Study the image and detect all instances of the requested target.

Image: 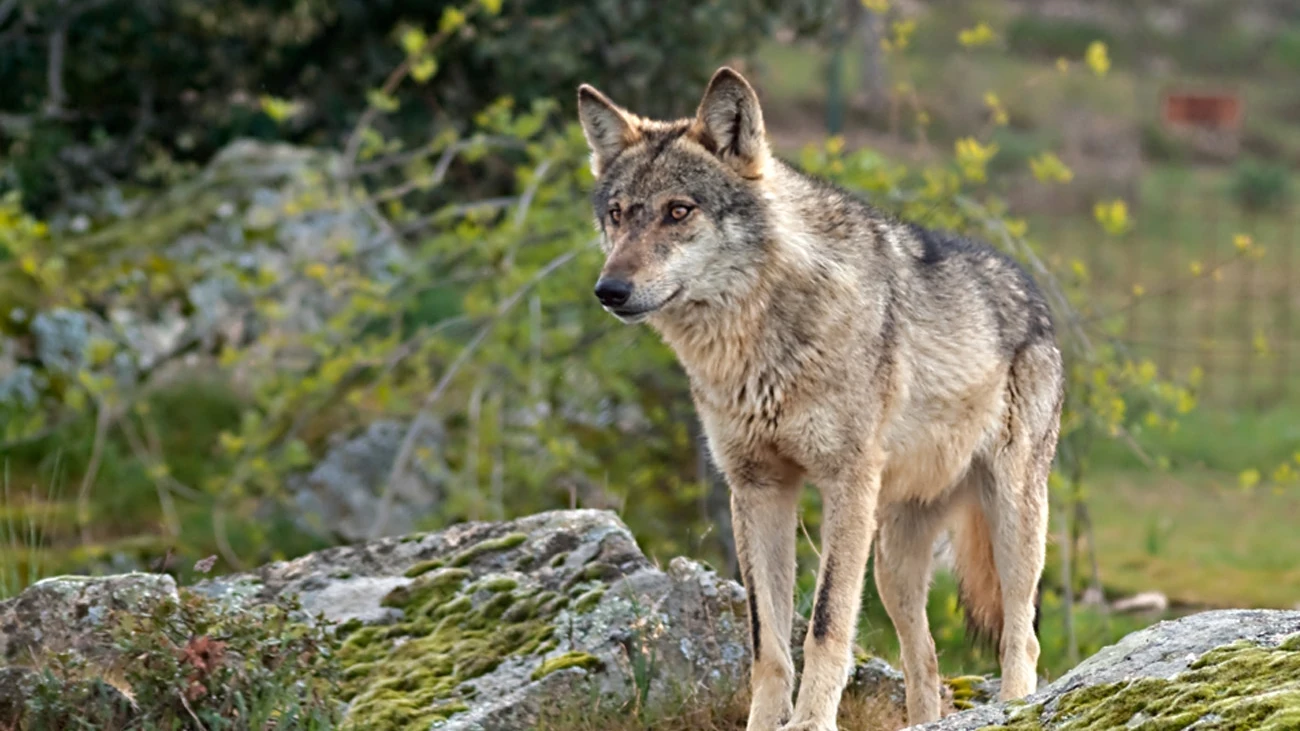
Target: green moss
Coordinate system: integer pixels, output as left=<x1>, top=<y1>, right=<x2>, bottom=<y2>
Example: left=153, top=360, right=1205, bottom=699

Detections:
left=572, top=588, right=605, bottom=614
left=474, top=576, right=519, bottom=593
left=404, top=558, right=445, bottom=578
left=980, top=634, right=1300, bottom=730
left=530, top=651, right=604, bottom=682
left=382, top=568, right=471, bottom=612
left=335, top=618, right=364, bottom=639
left=945, top=674, right=987, bottom=710
left=548, top=551, right=570, bottom=568
left=338, top=558, right=591, bottom=730
left=448, top=532, right=528, bottom=567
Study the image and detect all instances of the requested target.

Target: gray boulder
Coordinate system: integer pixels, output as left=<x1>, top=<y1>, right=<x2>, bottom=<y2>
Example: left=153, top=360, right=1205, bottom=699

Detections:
left=195, top=509, right=802, bottom=728
left=0, top=573, right=178, bottom=665
left=192, top=508, right=904, bottom=729
left=288, top=418, right=450, bottom=542
left=914, top=609, right=1300, bottom=730
left=0, top=510, right=908, bottom=729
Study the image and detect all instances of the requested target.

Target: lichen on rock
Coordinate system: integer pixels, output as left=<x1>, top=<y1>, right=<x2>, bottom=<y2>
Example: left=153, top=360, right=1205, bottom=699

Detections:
left=916, top=609, right=1300, bottom=731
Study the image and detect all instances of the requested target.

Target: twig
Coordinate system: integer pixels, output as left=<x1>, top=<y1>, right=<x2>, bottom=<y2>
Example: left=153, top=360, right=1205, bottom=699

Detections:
left=178, top=692, right=210, bottom=731
left=366, top=242, right=592, bottom=538
left=799, top=515, right=821, bottom=560
left=212, top=504, right=243, bottom=571
left=351, top=135, right=527, bottom=177
left=503, top=158, right=555, bottom=268
left=76, top=398, right=113, bottom=544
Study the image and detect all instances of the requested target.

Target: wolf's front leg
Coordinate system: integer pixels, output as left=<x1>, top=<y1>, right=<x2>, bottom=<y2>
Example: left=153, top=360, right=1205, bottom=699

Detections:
left=731, top=478, right=801, bottom=731
left=784, top=459, right=882, bottom=731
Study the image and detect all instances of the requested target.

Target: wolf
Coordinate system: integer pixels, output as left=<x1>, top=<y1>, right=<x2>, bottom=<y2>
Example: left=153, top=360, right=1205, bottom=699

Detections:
left=576, top=67, right=1063, bottom=730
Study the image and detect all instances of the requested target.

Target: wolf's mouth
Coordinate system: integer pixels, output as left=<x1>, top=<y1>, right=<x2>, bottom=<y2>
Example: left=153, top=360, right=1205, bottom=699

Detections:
left=610, top=286, right=684, bottom=322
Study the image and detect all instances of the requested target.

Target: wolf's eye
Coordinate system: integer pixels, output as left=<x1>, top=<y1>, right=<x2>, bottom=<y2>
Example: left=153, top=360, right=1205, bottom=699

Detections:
left=608, top=207, right=621, bottom=225
left=668, top=204, right=693, bottom=222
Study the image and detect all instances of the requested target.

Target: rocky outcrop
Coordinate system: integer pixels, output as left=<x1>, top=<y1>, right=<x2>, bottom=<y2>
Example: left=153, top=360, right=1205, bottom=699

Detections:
left=0, top=509, right=904, bottom=729
left=0, top=573, right=178, bottom=665
left=917, top=609, right=1300, bottom=730
left=8, top=511, right=1296, bottom=730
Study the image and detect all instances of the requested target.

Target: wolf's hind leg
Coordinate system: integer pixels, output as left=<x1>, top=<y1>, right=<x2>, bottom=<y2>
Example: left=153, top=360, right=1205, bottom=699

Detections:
left=729, top=465, right=802, bottom=731
left=874, top=500, right=946, bottom=724
left=986, top=342, right=1062, bottom=700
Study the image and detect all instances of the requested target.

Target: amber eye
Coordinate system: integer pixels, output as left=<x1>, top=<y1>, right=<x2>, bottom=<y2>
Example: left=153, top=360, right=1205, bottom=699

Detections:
left=608, top=207, right=621, bottom=225
left=669, top=204, right=693, bottom=222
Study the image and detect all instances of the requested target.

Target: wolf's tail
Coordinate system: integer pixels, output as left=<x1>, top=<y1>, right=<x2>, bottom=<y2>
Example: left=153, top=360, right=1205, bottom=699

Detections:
left=950, top=500, right=1005, bottom=649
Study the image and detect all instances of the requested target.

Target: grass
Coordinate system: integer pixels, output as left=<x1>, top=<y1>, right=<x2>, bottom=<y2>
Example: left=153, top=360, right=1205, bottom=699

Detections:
left=851, top=567, right=1155, bottom=682
left=0, top=376, right=332, bottom=599
left=1085, top=468, right=1300, bottom=610
left=538, top=688, right=907, bottom=731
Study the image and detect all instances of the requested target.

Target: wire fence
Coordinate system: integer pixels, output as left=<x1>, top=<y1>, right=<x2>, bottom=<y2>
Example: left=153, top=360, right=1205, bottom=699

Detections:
left=1040, top=183, right=1298, bottom=409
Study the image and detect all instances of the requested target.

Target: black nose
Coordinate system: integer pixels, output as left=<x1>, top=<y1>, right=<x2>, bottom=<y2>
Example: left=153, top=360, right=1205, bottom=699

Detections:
left=593, top=277, right=633, bottom=308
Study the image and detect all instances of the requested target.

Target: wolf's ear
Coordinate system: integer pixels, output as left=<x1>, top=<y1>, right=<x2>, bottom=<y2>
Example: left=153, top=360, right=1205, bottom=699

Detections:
left=692, top=67, right=769, bottom=179
left=577, top=84, right=640, bottom=177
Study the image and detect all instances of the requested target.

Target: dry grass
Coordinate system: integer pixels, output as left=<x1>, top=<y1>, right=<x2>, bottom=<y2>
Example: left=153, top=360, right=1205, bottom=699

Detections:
left=537, top=689, right=909, bottom=731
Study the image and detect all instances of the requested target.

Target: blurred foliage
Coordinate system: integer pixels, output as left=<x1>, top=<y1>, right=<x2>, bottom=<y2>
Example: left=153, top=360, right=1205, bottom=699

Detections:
left=19, top=585, right=341, bottom=730
left=1004, top=16, right=1118, bottom=63
left=1230, top=158, right=1294, bottom=213
left=2, top=0, right=1296, bottom=684
left=0, top=0, right=835, bottom=213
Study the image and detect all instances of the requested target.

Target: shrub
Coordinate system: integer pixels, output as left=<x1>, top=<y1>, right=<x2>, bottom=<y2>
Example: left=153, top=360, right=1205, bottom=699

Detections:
left=1005, top=16, right=1118, bottom=61
left=1230, top=158, right=1294, bottom=213
left=0, top=0, right=835, bottom=213
left=19, top=587, right=342, bottom=730
left=1269, top=28, right=1300, bottom=73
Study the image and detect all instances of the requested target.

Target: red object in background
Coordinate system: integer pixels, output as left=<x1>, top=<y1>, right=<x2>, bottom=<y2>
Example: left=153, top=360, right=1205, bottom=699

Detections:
left=1162, top=90, right=1242, bottom=131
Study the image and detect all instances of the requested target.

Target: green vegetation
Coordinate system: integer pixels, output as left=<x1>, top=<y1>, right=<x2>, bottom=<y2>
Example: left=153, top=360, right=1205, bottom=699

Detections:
left=16, top=586, right=341, bottom=730
left=3, top=1, right=1300, bottom=724
left=1231, top=158, right=1294, bottom=213
left=337, top=551, right=592, bottom=731
left=986, top=634, right=1300, bottom=730
left=531, top=651, right=603, bottom=681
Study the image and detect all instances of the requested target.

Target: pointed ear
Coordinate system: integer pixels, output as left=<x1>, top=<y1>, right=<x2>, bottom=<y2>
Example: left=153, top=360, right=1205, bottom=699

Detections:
left=692, top=67, right=769, bottom=178
left=577, top=84, right=640, bottom=176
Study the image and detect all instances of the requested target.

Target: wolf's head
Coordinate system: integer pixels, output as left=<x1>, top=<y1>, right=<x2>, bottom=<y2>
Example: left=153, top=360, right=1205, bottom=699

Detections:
left=577, top=67, right=772, bottom=324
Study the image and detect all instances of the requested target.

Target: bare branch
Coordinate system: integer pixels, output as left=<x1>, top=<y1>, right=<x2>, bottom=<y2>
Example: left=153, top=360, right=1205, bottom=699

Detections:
left=367, top=241, right=594, bottom=539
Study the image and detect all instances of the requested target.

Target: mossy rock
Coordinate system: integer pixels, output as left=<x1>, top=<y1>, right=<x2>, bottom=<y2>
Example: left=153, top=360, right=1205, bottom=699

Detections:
left=917, top=609, right=1300, bottom=731
left=191, top=510, right=782, bottom=730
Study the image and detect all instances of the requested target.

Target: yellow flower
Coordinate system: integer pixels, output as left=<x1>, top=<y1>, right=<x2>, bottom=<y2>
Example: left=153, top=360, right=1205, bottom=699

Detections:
left=1238, top=469, right=1261, bottom=491
left=955, top=137, right=998, bottom=183
left=1093, top=199, right=1131, bottom=236
left=984, top=92, right=1009, bottom=126
left=411, top=56, right=438, bottom=83
left=958, top=22, right=996, bottom=48
left=1233, top=233, right=1252, bottom=251
left=439, top=7, right=467, bottom=34
left=1254, top=330, right=1270, bottom=358
left=1056, top=57, right=1070, bottom=74
left=259, top=95, right=299, bottom=123
left=1189, top=260, right=1203, bottom=276
left=890, top=19, right=916, bottom=51
left=1029, top=152, right=1074, bottom=184
left=861, top=0, right=889, bottom=11
left=400, top=27, right=427, bottom=55
left=1085, top=41, right=1110, bottom=76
